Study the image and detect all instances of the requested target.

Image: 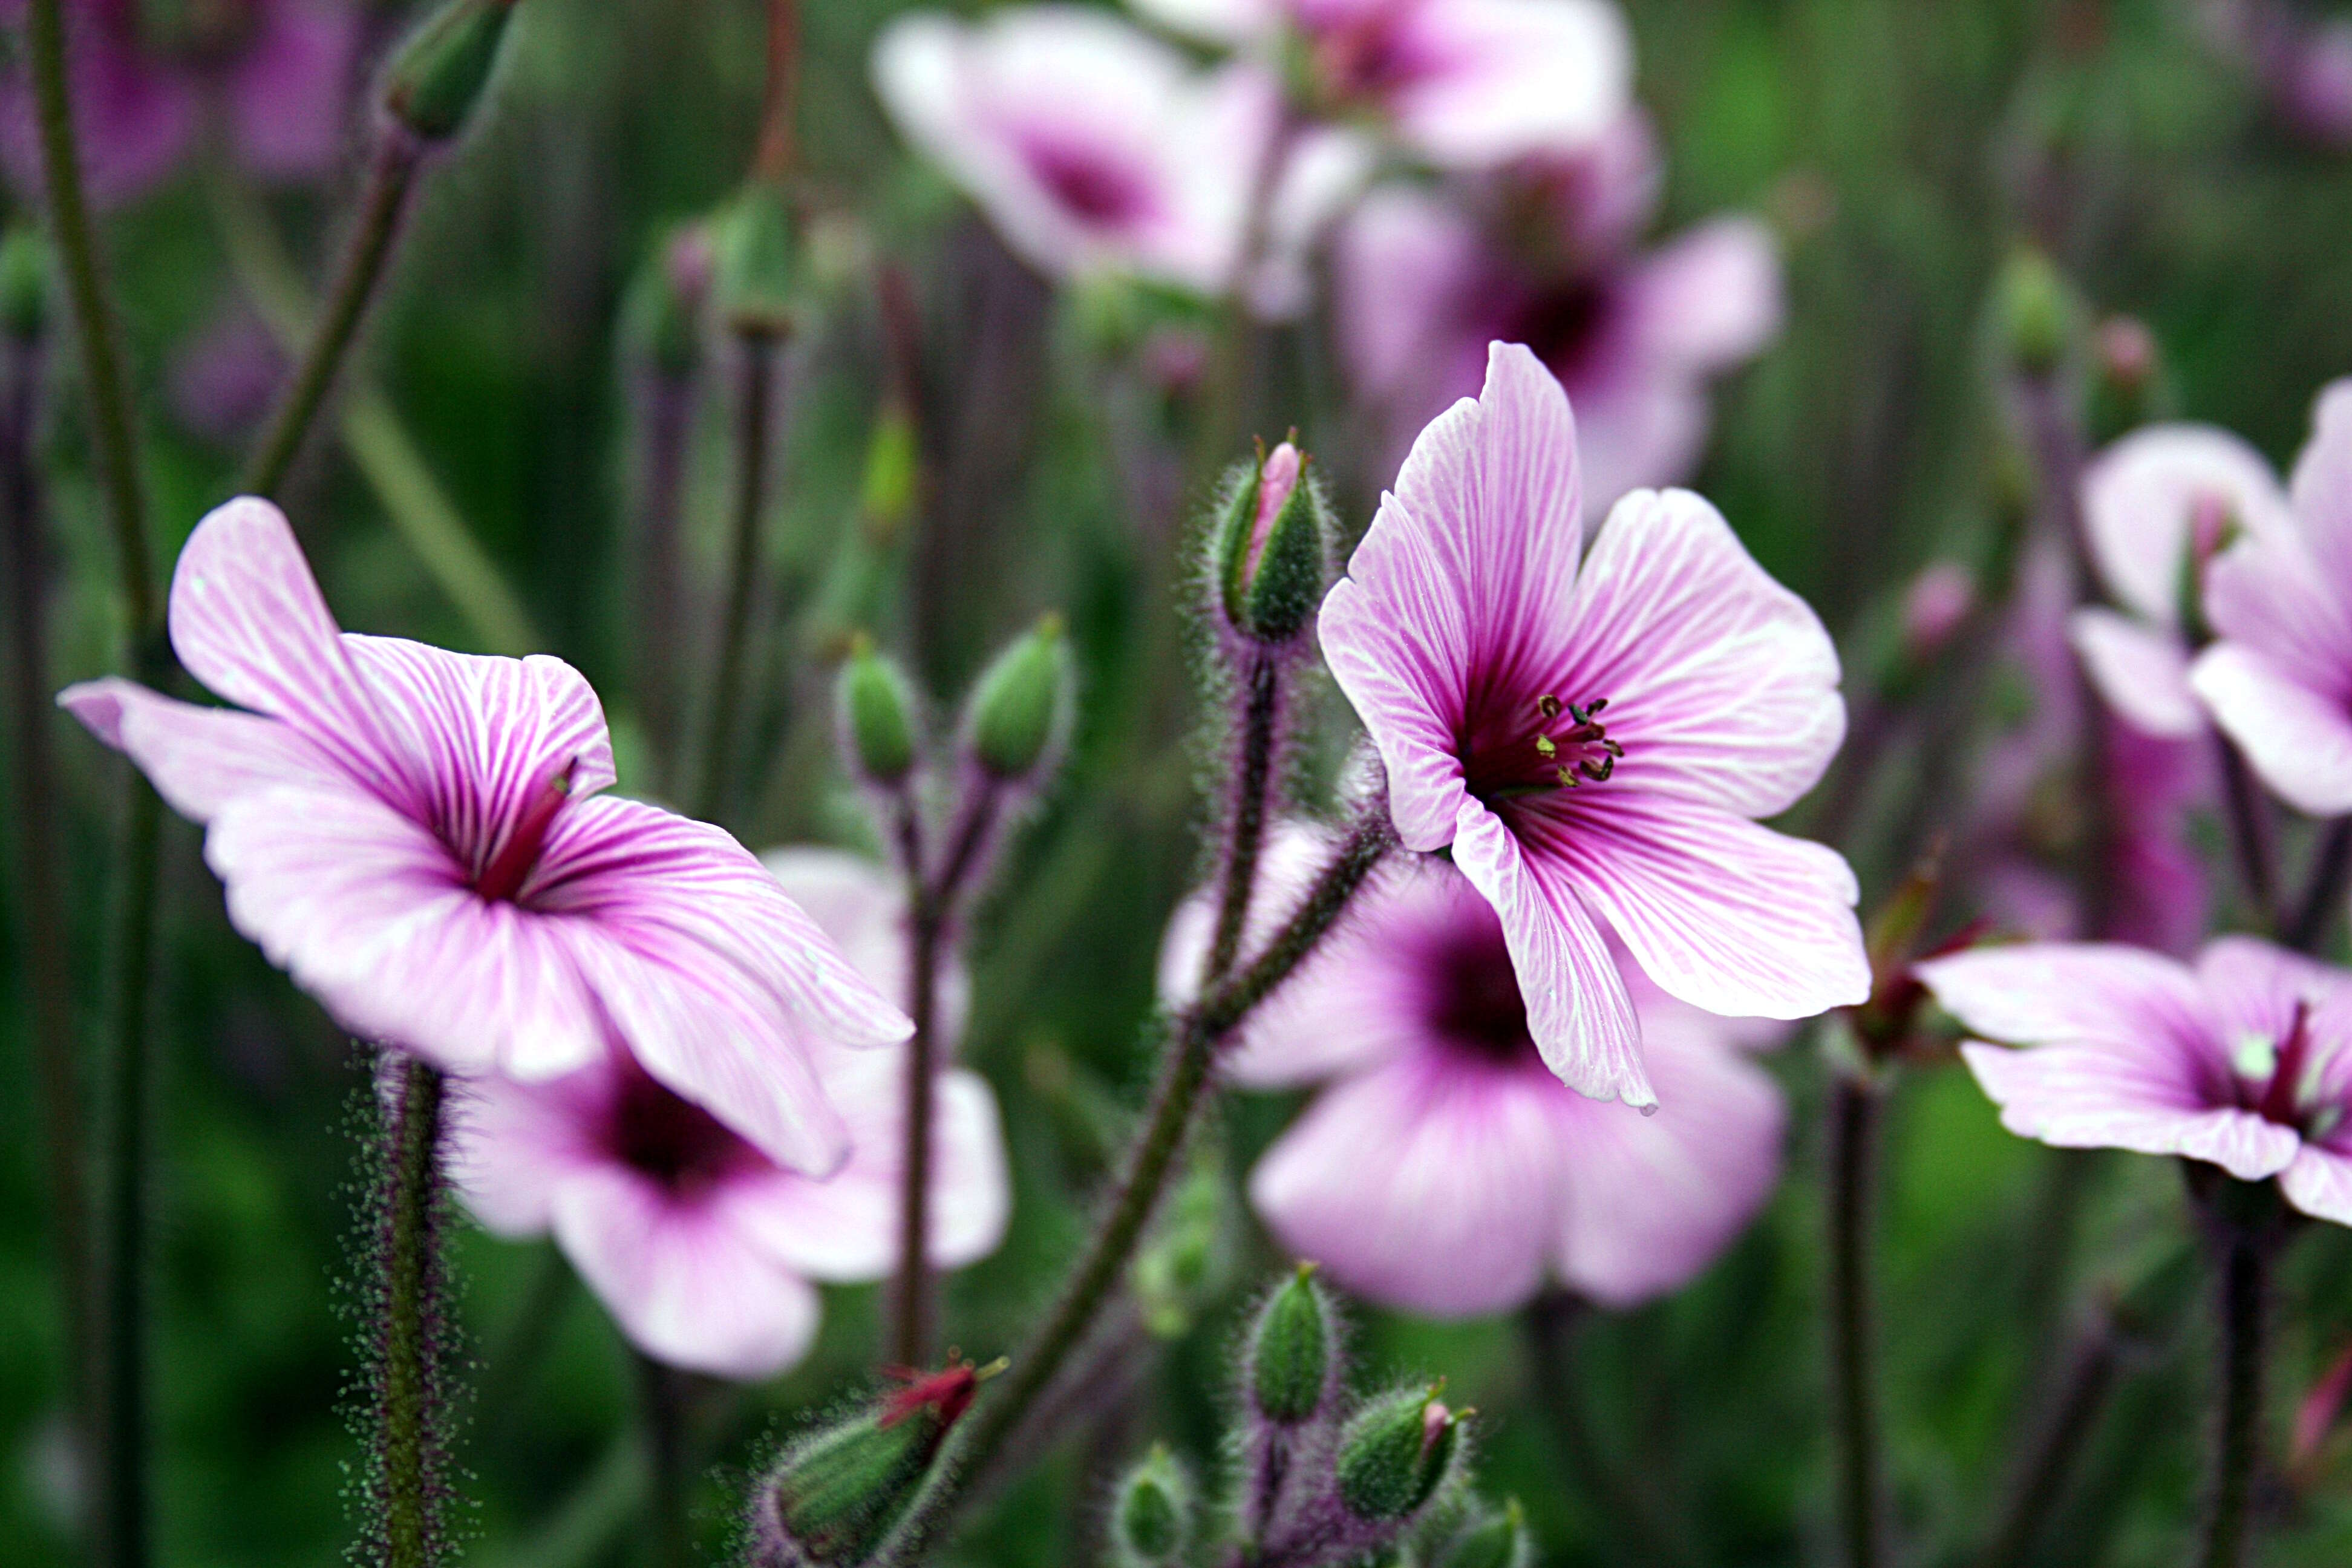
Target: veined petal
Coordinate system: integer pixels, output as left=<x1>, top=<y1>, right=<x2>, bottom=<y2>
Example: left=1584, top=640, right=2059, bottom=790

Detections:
left=2195, top=935, right=2352, bottom=1046
left=2281, top=1139, right=2352, bottom=1227
left=58, top=677, right=343, bottom=820
left=1554, top=487, right=1846, bottom=817
left=1452, top=801, right=1649, bottom=1106
left=1918, top=942, right=2212, bottom=1052
left=2068, top=609, right=2203, bottom=737
left=762, top=846, right=967, bottom=1045
left=2191, top=642, right=2352, bottom=816
left=1621, top=217, right=1782, bottom=373
left=2080, top=424, right=2290, bottom=626
left=2201, top=527, right=2352, bottom=696
left=2287, top=378, right=2352, bottom=598
left=1961, top=1042, right=2299, bottom=1181
left=445, top=1068, right=612, bottom=1235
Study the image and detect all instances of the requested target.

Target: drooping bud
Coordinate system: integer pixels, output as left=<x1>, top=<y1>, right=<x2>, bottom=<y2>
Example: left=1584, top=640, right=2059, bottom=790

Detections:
left=1335, top=1385, right=1463, bottom=1523
left=1436, top=1499, right=1534, bottom=1568
left=0, top=226, right=51, bottom=344
left=1899, top=562, right=1974, bottom=665
left=964, top=613, right=1073, bottom=783
left=1215, top=440, right=1330, bottom=646
left=745, top=1360, right=998, bottom=1567
left=622, top=224, right=713, bottom=381
left=1248, top=1263, right=1338, bottom=1427
left=381, top=0, right=523, bottom=144
left=714, top=181, right=799, bottom=339
left=2086, top=314, right=2171, bottom=445
left=837, top=634, right=920, bottom=788
left=1109, top=1445, right=1193, bottom=1567
left=1993, top=246, right=2075, bottom=379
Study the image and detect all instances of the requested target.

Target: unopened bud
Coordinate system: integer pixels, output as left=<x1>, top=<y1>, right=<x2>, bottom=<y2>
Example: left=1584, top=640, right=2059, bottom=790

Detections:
left=0, top=226, right=50, bottom=344
left=964, top=613, right=1072, bottom=782
left=1216, top=440, right=1330, bottom=645
left=715, top=182, right=798, bottom=339
left=1335, top=1385, right=1463, bottom=1523
left=1109, top=1445, right=1193, bottom=1567
left=745, top=1360, right=996, bottom=1566
left=859, top=400, right=921, bottom=546
left=623, top=224, right=712, bottom=379
left=1437, top=1499, right=1534, bottom=1568
left=1248, top=1262, right=1337, bottom=1427
left=1995, top=247, right=2074, bottom=379
left=1900, top=562, right=1974, bottom=662
left=381, top=0, right=521, bottom=143
left=837, top=634, right=920, bottom=787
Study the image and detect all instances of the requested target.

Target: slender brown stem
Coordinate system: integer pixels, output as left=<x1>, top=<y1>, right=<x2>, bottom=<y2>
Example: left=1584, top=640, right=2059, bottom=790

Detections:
left=2215, top=734, right=2279, bottom=929
left=753, top=0, right=800, bottom=183
left=1828, top=1074, right=1886, bottom=1568
left=244, top=131, right=423, bottom=499
left=892, top=797, right=940, bottom=1367
left=2284, top=817, right=2352, bottom=955
left=632, top=366, right=699, bottom=784
left=2197, top=1228, right=2270, bottom=1568
left=693, top=332, right=783, bottom=823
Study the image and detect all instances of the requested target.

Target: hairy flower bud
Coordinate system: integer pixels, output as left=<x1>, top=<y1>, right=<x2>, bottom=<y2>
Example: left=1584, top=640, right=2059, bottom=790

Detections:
left=1435, top=1499, right=1534, bottom=1568
left=1249, top=1262, right=1338, bottom=1427
left=837, top=634, right=920, bottom=788
left=0, top=226, right=50, bottom=344
left=1336, top=1385, right=1463, bottom=1523
left=1216, top=440, right=1330, bottom=646
left=964, top=613, right=1072, bottom=783
left=1109, top=1445, right=1193, bottom=1567
left=381, top=0, right=522, bottom=143
left=716, top=182, right=799, bottom=339
left=745, top=1361, right=996, bottom=1567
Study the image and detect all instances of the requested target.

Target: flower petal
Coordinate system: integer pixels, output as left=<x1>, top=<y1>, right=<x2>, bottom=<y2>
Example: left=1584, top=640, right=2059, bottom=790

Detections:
left=57, top=676, right=344, bottom=820
left=226, top=0, right=361, bottom=178
left=761, top=846, right=967, bottom=1044
left=1383, top=0, right=1632, bottom=168
left=1960, top=1041, right=2299, bottom=1180
left=2281, top=1140, right=2352, bottom=1227
left=1621, top=217, right=1782, bottom=373
left=2068, top=608, right=2203, bottom=737
left=2080, top=424, right=2291, bottom=626
left=1918, top=942, right=2210, bottom=1050
left=2190, top=642, right=2352, bottom=816
left=445, top=1068, right=612, bottom=1235
left=2287, top=377, right=2352, bottom=593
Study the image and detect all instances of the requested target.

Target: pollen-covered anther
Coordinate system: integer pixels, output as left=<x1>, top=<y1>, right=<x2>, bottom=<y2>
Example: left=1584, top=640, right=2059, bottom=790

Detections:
left=1534, top=693, right=1622, bottom=788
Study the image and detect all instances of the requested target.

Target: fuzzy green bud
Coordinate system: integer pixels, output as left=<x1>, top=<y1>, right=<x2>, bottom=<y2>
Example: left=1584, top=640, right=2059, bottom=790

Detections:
left=715, top=182, right=798, bottom=339
left=1249, top=1262, right=1336, bottom=1426
left=1995, top=246, right=2074, bottom=379
left=0, top=226, right=51, bottom=344
left=837, top=634, right=919, bottom=786
left=1110, top=1445, right=1192, bottom=1567
left=1336, top=1385, right=1463, bottom=1523
left=747, top=1362, right=993, bottom=1566
left=1437, top=1500, right=1533, bottom=1568
left=964, top=613, right=1072, bottom=782
left=381, top=0, right=521, bottom=143
left=1216, top=440, right=1328, bottom=645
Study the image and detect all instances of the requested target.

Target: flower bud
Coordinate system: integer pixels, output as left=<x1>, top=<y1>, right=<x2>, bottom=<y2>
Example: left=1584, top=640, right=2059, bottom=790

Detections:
left=964, top=613, right=1072, bottom=783
left=381, top=0, right=521, bottom=144
left=858, top=399, right=921, bottom=547
left=1436, top=1499, right=1534, bottom=1568
left=837, top=634, right=920, bottom=788
left=1899, top=562, right=1973, bottom=664
left=1335, top=1385, right=1463, bottom=1523
left=745, top=1361, right=996, bottom=1567
left=715, top=182, right=798, bottom=339
left=1994, top=247, right=2074, bottom=379
left=1248, top=1262, right=1338, bottom=1427
left=622, top=224, right=712, bottom=381
left=1215, top=440, right=1330, bottom=645
left=1109, top=1445, right=1193, bottom=1567
left=0, top=226, right=51, bottom=344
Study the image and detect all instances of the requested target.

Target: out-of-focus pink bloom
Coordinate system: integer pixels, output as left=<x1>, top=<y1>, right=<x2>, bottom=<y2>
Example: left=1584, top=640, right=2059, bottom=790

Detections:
left=2192, top=382, right=2352, bottom=816
left=2069, top=423, right=2291, bottom=739
left=0, top=0, right=362, bottom=205
left=1334, top=116, right=1782, bottom=518
left=1922, top=937, right=2352, bottom=1226
left=1162, top=828, right=1784, bottom=1316
left=1132, top=0, right=1632, bottom=170
left=873, top=7, right=1277, bottom=296
left=58, top=498, right=910, bottom=1172
left=1901, top=561, right=1976, bottom=661
left=1317, top=342, right=1865, bottom=1107
left=169, top=309, right=286, bottom=444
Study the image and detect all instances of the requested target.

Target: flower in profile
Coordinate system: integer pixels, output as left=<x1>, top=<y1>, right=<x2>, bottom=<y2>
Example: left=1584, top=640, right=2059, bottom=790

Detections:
left=1131, top=0, right=1633, bottom=171
left=1334, top=114, right=1781, bottom=518
left=1317, top=342, right=1866, bottom=1107
left=2068, top=422, right=2291, bottom=739
left=872, top=6, right=1276, bottom=296
left=1162, top=828, right=1785, bottom=1316
left=0, top=0, right=363, bottom=205
left=2191, top=381, right=2352, bottom=816
left=59, top=498, right=909, bottom=1172
left=1921, top=937, right=2352, bottom=1224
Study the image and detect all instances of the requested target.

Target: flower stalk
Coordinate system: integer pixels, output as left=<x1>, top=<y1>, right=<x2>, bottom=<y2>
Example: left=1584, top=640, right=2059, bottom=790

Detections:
left=2198, top=1217, right=2273, bottom=1568
left=1203, top=653, right=1281, bottom=988
left=693, top=326, right=785, bottom=823
left=1521, top=1291, right=1693, bottom=1568
left=2283, top=817, right=2352, bottom=954
left=373, top=1056, right=454, bottom=1568
left=1828, top=1073, right=1887, bottom=1568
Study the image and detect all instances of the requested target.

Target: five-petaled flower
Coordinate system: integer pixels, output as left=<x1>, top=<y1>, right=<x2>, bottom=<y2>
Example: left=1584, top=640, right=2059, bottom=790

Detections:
left=1316, top=341, right=1868, bottom=1107
left=1922, top=938, right=2352, bottom=1225
left=60, top=498, right=910, bottom=1174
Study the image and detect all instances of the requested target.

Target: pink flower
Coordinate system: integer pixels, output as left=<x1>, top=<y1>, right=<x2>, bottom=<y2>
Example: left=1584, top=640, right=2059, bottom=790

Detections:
left=451, top=847, right=1008, bottom=1379
left=1334, top=117, right=1781, bottom=518
left=58, top=498, right=909, bottom=1172
left=2190, top=381, right=2352, bottom=816
left=0, top=0, right=362, bottom=205
left=1317, top=342, right=1866, bottom=1108
left=1131, top=0, right=1632, bottom=170
left=1163, top=828, right=1784, bottom=1316
left=872, top=7, right=1277, bottom=295
left=2068, top=423, right=2291, bottom=739
left=1921, top=937, right=2352, bottom=1226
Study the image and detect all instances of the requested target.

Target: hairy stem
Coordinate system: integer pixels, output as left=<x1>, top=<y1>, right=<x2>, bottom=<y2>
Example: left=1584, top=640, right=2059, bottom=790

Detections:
left=2198, top=1229, right=2269, bottom=1568
left=2284, top=817, right=2352, bottom=955
left=244, top=132, right=422, bottom=499
left=694, top=331, right=783, bottom=822
left=1523, top=1292, right=1696, bottom=1568
left=377, top=1056, right=451, bottom=1568
left=1828, top=1074, right=1886, bottom=1568
left=1202, top=655, right=1280, bottom=988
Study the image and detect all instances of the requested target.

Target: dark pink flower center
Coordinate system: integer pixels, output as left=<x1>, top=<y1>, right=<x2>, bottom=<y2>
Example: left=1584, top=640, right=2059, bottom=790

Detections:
left=1022, top=137, right=1155, bottom=227
left=1463, top=691, right=1622, bottom=807
left=604, top=1057, right=759, bottom=1198
left=1317, top=8, right=1435, bottom=103
left=1495, top=279, right=1616, bottom=385
left=1426, top=918, right=1540, bottom=1068
left=471, top=759, right=575, bottom=904
left=2252, top=1000, right=2318, bottom=1129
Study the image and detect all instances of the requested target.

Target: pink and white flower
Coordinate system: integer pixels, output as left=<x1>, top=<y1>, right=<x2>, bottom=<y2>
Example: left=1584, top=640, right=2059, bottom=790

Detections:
left=2068, top=423, right=2291, bottom=739
left=872, top=7, right=1276, bottom=295
left=1317, top=342, right=1867, bottom=1108
left=59, top=498, right=910, bottom=1174
left=1334, top=117, right=1781, bottom=518
left=1922, top=937, right=2352, bottom=1226
left=452, top=848, right=1008, bottom=1379
left=1163, top=829, right=1785, bottom=1316
left=2190, top=381, right=2352, bottom=816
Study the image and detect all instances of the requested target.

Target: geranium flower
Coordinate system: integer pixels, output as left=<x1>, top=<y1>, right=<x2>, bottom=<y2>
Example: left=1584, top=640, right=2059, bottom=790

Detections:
left=1162, top=828, right=1785, bottom=1316
left=59, top=498, right=909, bottom=1172
left=0, top=0, right=362, bottom=205
left=2068, top=423, right=2291, bottom=739
left=1334, top=114, right=1780, bottom=519
left=2190, top=381, right=2352, bottom=816
left=1317, top=341, right=1866, bottom=1108
left=1921, top=937, right=2352, bottom=1224
left=872, top=6, right=1276, bottom=295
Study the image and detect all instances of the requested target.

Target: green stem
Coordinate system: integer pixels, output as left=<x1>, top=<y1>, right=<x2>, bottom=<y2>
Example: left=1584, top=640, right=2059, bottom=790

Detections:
left=694, top=330, right=784, bottom=822
left=2197, top=1228, right=2269, bottom=1568
left=377, top=1056, right=451, bottom=1568
left=867, top=809, right=1396, bottom=1567
left=1828, top=1074, right=1886, bottom=1568
left=243, top=131, right=422, bottom=499
left=637, top=1353, right=689, bottom=1568
left=96, top=779, right=159, bottom=1568
left=1201, top=653, right=1279, bottom=988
